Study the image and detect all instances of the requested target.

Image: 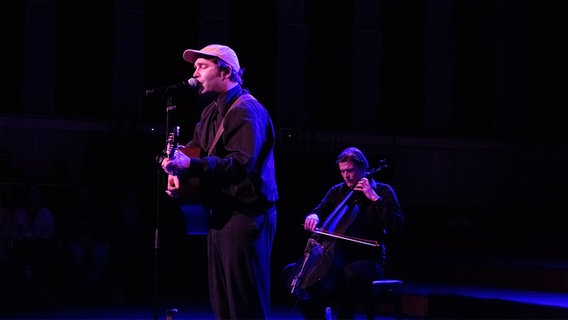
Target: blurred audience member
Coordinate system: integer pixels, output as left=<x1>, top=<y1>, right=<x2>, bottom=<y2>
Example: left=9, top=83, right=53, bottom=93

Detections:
left=10, top=184, right=57, bottom=307
left=0, top=184, right=15, bottom=264
left=108, top=187, right=153, bottom=302
left=59, top=185, right=111, bottom=302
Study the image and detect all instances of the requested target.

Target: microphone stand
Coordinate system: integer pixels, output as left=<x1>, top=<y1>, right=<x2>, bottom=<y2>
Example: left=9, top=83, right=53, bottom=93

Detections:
left=153, top=96, right=177, bottom=320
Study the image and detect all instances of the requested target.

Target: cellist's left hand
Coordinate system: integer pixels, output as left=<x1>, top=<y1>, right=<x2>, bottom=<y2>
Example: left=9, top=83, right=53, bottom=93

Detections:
left=354, top=177, right=382, bottom=202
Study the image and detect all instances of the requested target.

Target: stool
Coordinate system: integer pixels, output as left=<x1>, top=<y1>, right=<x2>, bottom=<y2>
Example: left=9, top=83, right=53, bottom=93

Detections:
left=366, top=279, right=404, bottom=320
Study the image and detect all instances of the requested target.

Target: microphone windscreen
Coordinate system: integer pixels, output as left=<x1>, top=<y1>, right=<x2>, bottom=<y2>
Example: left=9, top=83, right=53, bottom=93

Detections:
left=188, top=78, right=198, bottom=88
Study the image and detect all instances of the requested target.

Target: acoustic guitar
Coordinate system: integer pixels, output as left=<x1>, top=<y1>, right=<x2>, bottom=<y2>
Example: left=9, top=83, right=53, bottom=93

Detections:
left=165, top=130, right=209, bottom=234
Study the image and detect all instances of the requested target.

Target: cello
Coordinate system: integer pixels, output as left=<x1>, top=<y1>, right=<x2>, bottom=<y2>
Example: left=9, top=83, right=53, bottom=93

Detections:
left=286, top=162, right=387, bottom=294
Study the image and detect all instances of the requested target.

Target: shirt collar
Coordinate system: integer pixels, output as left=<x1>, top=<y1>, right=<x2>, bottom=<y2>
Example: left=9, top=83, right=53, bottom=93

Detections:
left=214, top=85, right=243, bottom=116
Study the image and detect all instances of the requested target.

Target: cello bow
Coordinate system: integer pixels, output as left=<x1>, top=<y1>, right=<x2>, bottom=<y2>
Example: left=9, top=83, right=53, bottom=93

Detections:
left=311, top=228, right=380, bottom=247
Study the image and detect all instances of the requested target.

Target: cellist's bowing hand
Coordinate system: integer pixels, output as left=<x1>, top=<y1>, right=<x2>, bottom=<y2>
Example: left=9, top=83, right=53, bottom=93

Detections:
left=355, top=177, right=382, bottom=203
left=304, top=214, right=319, bottom=231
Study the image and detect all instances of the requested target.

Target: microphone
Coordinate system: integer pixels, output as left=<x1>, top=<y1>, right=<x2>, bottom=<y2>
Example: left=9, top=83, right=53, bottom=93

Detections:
left=145, top=78, right=198, bottom=96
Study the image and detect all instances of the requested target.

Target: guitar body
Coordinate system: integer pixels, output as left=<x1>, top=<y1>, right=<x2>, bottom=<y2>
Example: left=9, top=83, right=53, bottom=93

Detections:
left=175, top=145, right=202, bottom=201
left=171, top=145, right=209, bottom=235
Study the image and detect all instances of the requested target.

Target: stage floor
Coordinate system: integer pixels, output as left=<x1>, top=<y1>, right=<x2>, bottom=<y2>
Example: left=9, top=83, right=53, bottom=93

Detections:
left=2, top=282, right=568, bottom=320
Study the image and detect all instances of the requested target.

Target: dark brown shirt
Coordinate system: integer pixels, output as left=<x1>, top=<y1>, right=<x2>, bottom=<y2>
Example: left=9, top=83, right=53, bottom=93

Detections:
left=185, top=85, right=278, bottom=214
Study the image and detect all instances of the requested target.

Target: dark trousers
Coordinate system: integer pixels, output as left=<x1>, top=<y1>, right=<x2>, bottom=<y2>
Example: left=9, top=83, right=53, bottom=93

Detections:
left=208, top=207, right=276, bottom=319
left=286, top=259, right=381, bottom=320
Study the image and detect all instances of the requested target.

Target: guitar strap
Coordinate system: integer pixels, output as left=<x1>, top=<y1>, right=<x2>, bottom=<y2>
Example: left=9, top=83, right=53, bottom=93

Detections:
left=207, top=94, right=255, bottom=156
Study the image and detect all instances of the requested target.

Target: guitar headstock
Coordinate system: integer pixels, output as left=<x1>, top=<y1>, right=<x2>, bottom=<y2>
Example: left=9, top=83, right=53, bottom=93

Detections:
left=166, top=126, right=180, bottom=159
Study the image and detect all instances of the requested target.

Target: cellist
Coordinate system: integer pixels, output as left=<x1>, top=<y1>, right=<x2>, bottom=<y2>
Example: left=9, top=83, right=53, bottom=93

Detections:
left=284, top=147, right=405, bottom=319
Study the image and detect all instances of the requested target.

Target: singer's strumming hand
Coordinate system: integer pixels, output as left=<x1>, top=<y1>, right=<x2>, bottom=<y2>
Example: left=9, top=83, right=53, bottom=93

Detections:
left=166, top=175, right=180, bottom=198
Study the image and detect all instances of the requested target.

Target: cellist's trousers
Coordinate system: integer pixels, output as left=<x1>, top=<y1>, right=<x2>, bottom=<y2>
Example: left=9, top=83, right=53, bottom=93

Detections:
left=289, top=259, right=382, bottom=320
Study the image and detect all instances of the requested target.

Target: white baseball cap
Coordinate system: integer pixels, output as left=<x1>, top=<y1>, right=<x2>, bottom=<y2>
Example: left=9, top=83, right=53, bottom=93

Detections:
left=183, top=44, right=241, bottom=73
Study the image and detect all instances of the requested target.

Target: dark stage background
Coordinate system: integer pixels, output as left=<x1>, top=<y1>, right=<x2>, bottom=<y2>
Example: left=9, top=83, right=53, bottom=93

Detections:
left=1, top=0, right=568, bottom=314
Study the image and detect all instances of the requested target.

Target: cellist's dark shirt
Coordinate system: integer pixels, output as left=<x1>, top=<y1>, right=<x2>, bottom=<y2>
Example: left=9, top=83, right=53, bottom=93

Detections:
left=309, top=180, right=404, bottom=265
